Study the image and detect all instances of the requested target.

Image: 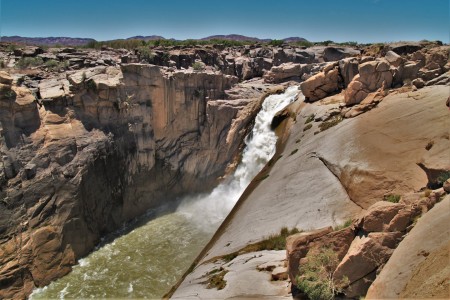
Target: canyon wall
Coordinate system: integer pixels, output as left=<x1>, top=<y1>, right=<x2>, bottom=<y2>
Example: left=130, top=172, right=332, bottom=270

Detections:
left=0, top=65, right=271, bottom=298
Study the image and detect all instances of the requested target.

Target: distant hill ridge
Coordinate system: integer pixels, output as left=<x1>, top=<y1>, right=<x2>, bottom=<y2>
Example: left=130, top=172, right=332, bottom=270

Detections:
left=0, top=36, right=95, bottom=46
left=1, top=34, right=308, bottom=46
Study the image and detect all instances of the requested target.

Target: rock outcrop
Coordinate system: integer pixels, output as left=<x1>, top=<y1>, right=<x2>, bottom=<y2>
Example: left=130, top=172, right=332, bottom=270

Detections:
left=300, top=63, right=343, bottom=102
left=344, top=60, right=392, bottom=105
left=0, top=65, right=275, bottom=298
left=287, top=189, right=446, bottom=299
left=366, top=196, right=450, bottom=299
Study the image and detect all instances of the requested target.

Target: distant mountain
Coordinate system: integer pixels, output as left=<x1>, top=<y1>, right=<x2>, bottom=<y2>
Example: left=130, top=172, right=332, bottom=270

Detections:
left=201, top=34, right=270, bottom=42
left=282, top=37, right=308, bottom=43
left=126, top=35, right=166, bottom=41
left=0, top=36, right=95, bottom=46
left=0, top=35, right=309, bottom=47
left=201, top=34, right=308, bottom=43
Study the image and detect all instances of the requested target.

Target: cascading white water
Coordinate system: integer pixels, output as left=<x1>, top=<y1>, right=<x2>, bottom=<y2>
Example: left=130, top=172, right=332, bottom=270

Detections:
left=177, top=85, right=300, bottom=230
left=30, top=86, right=299, bottom=299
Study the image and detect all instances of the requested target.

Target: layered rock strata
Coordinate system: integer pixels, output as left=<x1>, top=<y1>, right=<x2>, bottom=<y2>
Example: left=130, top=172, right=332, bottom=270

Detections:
left=0, top=65, right=277, bottom=298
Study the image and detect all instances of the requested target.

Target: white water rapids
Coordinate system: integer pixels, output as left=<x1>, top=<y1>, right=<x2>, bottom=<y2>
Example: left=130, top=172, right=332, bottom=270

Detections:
left=31, top=86, right=299, bottom=299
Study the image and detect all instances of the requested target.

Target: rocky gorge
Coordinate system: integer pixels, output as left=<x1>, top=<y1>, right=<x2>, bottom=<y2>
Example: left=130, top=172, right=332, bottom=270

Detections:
left=0, top=40, right=449, bottom=299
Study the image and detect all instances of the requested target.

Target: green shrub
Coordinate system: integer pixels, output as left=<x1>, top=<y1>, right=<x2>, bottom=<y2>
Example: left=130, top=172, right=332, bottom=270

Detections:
left=384, top=194, right=401, bottom=203
left=303, top=123, right=313, bottom=131
left=305, top=114, right=315, bottom=124
left=44, top=59, right=59, bottom=68
left=319, top=115, right=343, bottom=131
left=0, top=59, right=5, bottom=68
left=192, top=62, right=205, bottom=71
left=137, top=46, right=155, bottom=63
left=245, top=227, right=301, bottom=252
left=295, top=41, right=314, bottom=48
left=44, top=59, right=69, bottom=71
left=4, top=90, right=16, bottom=99
left=269, top=39, right=284, bottom=47
left=15, top=57, right=44, bottom=69
left=437, top=171, right=450, bottom=186
left=6, top=44, right=17, bottom=52
left=86, top=79, right=97, bottom=91
left=297, top=247, right=348, bottom=300
left=334, top=218, right=353, bottom=231
left=207, top=269, right=228, bottom=290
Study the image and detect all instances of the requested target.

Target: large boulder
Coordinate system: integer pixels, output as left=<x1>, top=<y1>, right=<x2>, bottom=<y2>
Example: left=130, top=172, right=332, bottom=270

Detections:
left=384, top=50, right=403, bottom=67
left=339, top=57, right=359, bottom=87
left=263, top=62, right=308, bottom=83
left=323, top=47, right=360, bottom=62
left=300, top=63, right=342, bottom=102
left=333, top=235, right=395, bottom=297
left=0, top=71, right=13, bottom=85
left=344, top=60, right=392, bottom=105
left=358, top=201, right=405, bottom=232
left=286, top=227, right=355, bottom=284
left=366, top=197, right=450, bottom=299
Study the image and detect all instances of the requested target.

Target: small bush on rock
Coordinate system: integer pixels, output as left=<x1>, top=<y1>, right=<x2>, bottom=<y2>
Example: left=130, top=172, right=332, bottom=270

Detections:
left=15, top=57, right=44, bottom=69
left=297, top=247, right=348, bottom=300
left=192, top=62, right=205, bottom=71
left=384, top=194, right=401, bottom=203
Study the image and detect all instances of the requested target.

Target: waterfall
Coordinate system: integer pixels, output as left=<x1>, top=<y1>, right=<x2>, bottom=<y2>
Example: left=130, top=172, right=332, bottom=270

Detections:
left=30, top=85, right=300, bottom=299
left=177, top=85, right=299, bottom=230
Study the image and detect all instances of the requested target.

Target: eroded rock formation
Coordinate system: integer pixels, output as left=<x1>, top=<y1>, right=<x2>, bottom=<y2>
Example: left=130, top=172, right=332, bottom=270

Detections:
left=0, top=62, right=280, bottom=298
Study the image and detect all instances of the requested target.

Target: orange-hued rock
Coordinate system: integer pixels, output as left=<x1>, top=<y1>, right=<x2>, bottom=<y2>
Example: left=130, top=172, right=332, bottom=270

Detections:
left=300, top=63, right=342, bottom=102
left=366, top=197, right=450, bottom=299
left=344, top=60, right=393, bottom=105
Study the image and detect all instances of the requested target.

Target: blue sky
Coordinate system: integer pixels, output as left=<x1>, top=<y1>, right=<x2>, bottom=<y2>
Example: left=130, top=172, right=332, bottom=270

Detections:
left=0, top=0, right=448, bottom=43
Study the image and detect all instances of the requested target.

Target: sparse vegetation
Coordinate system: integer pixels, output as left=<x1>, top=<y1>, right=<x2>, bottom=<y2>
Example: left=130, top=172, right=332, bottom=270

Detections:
left=86, top=79, right=97, bottom=91
left=6, top=44, right=17, bottom=52
left=384, top=194, right=401, bottom=203
left=0, top=59, right=5, bottom=68
left=425, top=141, right=434, bottom=150
left=214, top=227, right=301, bottom=264
left=269, top=39, right=284, bottom=47
left=44, top=59, right=69, bottom=71
left=305, top=114, right=315, bottom=124
left=303, top=123, right=313, bottom=131
left=192, top=62, right=205, bottom=71
left=243, top=227, right=301, bottom=252
left=297, top=247, right=348, bottom=300
left=137, top=46, right=155, bottom=63
left=4, top=90, right=16, bottom=99
left=222, top=253, right=238, bottom=263
left=436, top=171, right=450, bottom=186
left=319, top=115, right=343, bottom=132
left=15, top=57, right=44, bottom=69
left=334, top=218, right=353, bottom=231
left=207, top=269, right=228, bottom=290
left=85, top=38, right=258, bottom=50
left=295, top=41, right=314, bottom=48
left=290, top=149, right=299, bottom=156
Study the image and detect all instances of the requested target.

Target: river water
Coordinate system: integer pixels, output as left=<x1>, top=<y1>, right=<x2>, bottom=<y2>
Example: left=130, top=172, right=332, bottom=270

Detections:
left=30, top=86, right=299, bottom=299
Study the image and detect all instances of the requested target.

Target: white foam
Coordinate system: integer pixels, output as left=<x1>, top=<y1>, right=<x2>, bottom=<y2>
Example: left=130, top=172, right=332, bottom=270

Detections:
left=176, top=86, right=299, bottom=230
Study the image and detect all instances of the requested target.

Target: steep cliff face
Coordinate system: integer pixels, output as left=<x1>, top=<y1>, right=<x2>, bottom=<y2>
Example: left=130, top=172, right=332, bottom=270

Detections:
left=0, top=65, right=271, bottom=298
